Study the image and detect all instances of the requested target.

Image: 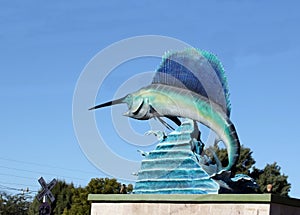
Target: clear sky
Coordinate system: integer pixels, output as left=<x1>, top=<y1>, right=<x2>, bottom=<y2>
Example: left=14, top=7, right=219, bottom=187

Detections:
left=1, top=1, right=300, bottom=198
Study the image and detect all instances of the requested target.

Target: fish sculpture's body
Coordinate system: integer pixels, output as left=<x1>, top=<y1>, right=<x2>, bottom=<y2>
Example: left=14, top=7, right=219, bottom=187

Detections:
left=90, top=48, right=240, bottom=172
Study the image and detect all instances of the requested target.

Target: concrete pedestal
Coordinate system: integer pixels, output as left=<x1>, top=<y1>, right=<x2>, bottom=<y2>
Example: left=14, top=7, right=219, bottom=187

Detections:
left=88, top=194, right=300, bottom=215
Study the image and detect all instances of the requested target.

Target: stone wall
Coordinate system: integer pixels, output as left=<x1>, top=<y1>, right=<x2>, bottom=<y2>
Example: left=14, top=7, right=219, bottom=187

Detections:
left=88, top=194, right=300, bottom=215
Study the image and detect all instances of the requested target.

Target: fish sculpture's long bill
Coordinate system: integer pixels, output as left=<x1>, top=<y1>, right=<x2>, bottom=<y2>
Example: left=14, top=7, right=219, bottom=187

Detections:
left=88, top=96, right=126, bottom=110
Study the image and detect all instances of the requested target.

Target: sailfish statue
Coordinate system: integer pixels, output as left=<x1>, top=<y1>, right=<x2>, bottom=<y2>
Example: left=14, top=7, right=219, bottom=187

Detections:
left=89, top=48, right=240, bottom=172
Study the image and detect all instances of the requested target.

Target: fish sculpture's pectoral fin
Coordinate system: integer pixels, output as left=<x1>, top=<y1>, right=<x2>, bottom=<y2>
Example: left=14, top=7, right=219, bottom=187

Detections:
left=149, top=105, right=175, bottom=130
left=149, top=105, right=177, bottom=130
left=165, top=116, right=181, bottom=126
left=156, top=116, right=175, bottom=130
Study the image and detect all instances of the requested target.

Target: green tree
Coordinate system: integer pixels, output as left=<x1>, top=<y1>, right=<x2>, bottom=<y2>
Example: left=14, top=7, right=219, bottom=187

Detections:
left=120, top=183, right=134, bottom=194
left=86, top=178, right=119, bottom=194
left=127, top=184, right=133, bottom=193
left=51, top=181, right=74, bottom=214
left=250, top=163, right=291, bottom=197
left=214, top=145, right=291, bottom=196
left=65, top=178, right=125, bottom=215
left=214, top=145, right=256, bottom=175
left=63, top=187, right=89, bottom=215
left=0, top=191, right=31, bottom=215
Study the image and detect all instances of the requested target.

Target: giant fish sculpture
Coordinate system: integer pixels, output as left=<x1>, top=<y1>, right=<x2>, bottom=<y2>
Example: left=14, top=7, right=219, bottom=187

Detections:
left=89, top=48, right=240, bottom=172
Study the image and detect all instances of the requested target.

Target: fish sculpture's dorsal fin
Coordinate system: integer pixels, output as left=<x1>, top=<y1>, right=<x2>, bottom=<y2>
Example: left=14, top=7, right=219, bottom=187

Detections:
left=152, top=48, right=231, bottom=116
left=198, top=50, right=231, bottom=114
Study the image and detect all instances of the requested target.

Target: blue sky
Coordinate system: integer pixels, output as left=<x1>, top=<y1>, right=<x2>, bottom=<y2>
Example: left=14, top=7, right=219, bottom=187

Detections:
left=1, top=1, right=300, bottom=198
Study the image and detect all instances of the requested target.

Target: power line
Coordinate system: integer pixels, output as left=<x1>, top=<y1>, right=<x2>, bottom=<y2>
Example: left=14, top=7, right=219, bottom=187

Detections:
left=0, top=181, right=39, bottom=190
left=0, top=165, right=88, bottom=181
left=0, top=172, right=37, bottom=180
left=0, top=184, right=22, bottom=192
left=0, top=156, right=107, bottom=197
left=0, top=182, right=39, bottom=196
left=0, top=156, right=101, bottom=175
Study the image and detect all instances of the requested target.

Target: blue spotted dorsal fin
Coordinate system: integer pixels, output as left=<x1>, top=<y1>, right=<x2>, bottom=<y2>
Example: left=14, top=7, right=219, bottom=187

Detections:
left=152, top=48, right=231, bottom=116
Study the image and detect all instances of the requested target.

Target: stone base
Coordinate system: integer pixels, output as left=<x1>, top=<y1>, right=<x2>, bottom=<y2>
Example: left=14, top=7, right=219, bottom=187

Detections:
left=88, top=194, right=300, bottom=215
